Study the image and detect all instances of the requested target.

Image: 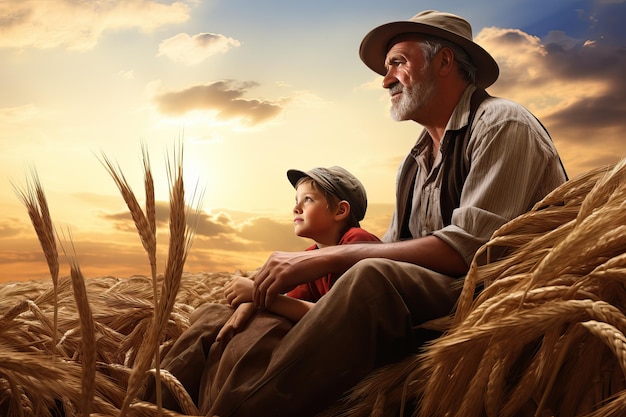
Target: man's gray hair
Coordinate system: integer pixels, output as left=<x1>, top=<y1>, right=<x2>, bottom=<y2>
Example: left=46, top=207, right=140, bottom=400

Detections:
left=418, top=36, right=477, bottom=84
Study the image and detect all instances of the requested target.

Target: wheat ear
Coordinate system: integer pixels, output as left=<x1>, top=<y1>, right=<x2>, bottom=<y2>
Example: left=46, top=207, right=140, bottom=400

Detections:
left=12, top=168, right=60, bottom=352
left=148, top=368, right=200, bottom=416
left=98, top=152, right=157, bottom=263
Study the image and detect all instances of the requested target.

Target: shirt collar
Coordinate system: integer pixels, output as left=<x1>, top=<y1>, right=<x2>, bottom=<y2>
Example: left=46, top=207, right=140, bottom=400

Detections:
left=445, top=84, right=477, bottom=133
left=411, top=84, right=478, bottom=157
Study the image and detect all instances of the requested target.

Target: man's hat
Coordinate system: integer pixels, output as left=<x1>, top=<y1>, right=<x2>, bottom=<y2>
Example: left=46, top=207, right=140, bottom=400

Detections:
left=287, top=166, right=368, bottom=222
left=359, top=10, right=499, bottom=88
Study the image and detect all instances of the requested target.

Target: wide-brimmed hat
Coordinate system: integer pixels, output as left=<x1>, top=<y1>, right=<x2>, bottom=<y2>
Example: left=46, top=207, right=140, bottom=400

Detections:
left=287, top=166, right=368, bottom=223
left=359, top=10, right=499, bottom=88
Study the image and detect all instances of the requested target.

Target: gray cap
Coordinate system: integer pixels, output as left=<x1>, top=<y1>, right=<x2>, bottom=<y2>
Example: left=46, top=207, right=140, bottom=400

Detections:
left=287, top=166, right=368, bottom=222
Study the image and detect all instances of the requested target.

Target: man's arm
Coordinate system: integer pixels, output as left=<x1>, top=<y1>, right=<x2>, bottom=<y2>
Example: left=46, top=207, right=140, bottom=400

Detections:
left=253, top=235, right=466, bottom=309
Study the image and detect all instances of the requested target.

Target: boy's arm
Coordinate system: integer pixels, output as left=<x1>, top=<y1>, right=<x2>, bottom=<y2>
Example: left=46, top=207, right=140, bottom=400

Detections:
left=224, top=276, right=315, bottom=323
left=266, top=295, right=314, bottom=323
left=216, top=302, right=256, bottom=344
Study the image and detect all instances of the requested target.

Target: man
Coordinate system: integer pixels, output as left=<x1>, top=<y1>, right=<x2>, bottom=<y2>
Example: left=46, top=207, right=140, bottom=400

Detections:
left=166, top=10, right=567, bottom=417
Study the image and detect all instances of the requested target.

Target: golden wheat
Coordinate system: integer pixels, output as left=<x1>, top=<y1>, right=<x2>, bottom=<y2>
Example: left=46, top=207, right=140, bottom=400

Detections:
left=0, top=270, right=234, bottom=416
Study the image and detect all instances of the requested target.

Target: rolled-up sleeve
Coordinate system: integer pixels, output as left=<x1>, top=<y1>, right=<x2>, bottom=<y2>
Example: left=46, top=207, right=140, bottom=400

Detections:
left=433, top=99, right=566, bottom=266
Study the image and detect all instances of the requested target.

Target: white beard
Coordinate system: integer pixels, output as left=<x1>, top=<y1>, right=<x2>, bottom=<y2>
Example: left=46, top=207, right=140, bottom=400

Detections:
left=389, top=65, right=435, bottom=121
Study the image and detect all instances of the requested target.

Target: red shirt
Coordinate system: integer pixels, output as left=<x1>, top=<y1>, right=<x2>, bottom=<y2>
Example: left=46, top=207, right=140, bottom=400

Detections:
left=285, top=227, right=380, bottom=302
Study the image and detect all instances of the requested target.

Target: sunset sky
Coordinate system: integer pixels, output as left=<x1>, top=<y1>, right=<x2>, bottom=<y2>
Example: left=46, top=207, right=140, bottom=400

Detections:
left=1, top=0, right=625, bottom=283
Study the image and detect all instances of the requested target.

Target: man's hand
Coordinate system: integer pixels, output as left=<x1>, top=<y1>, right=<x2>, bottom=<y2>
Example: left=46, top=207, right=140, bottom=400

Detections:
left=223, top=276, right=254, bottom=307
left=216, top=302, right=256, bottom=345
left=252, top=250, right=336, bottom=309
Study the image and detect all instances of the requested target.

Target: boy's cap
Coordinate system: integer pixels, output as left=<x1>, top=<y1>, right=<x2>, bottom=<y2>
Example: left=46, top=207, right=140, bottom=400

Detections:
left=359, top=10, right=499, bottom=88
left=287, top=166, right=368, bottom=222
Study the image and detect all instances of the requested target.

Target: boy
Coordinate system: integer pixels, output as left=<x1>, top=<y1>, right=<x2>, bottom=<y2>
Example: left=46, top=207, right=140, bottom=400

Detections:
left=148, top=166, right=379, bottom=412
left=218, top=166, right=380, bottom=341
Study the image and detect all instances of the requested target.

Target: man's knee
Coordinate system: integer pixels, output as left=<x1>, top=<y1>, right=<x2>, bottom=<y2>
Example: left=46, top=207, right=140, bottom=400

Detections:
left=329, top=258, right=410, bottom=305
left=342, top=258, right=399, bottom=284
left=339, top=258, right=413, bottom=291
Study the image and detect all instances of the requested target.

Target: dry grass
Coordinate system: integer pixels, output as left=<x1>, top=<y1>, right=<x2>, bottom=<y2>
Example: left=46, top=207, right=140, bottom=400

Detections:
left=5, top=153, right=626, bottom=416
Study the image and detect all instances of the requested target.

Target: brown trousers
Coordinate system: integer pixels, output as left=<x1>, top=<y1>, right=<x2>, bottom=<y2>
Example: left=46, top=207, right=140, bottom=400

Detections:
left=152, top=258, right=462, bottom=417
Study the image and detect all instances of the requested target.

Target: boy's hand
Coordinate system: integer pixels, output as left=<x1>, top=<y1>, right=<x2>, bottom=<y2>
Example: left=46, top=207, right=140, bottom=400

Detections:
left=216, top=303, right=255, bottom=345
left=223, top=276, right=254, bottom=306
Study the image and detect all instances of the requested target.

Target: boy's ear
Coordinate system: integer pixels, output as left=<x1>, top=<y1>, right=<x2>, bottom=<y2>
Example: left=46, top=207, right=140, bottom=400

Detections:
left=335, top=201, right=351, bottom=221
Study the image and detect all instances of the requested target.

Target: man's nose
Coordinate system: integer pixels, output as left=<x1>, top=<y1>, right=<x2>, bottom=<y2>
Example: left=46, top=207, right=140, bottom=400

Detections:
left=382, top=71, right=398, bottom=89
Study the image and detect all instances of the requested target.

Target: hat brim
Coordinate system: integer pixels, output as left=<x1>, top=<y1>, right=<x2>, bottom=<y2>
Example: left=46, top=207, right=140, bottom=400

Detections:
left=359, top=20, right=499, bottom=88
left=287, top=169, right=309, bottom=189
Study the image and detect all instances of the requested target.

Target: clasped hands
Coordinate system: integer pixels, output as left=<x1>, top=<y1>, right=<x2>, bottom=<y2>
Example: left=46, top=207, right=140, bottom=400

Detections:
left=252, top=250, right=328, bottom=308
left=216, top=250, right=327, bottom=344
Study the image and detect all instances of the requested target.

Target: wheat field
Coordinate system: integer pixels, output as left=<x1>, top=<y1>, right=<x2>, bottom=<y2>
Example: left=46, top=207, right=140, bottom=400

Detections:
left=0, top=270, right=239, bottom=417
left=3, top=152, right=626, bottom=417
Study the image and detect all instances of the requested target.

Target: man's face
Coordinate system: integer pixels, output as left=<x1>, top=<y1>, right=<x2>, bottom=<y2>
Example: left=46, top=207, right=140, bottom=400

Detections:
left=383, top=38, right=436, bottom=122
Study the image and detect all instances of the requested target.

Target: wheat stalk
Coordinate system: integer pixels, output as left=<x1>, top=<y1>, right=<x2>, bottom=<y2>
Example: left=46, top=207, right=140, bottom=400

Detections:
left=142, top=143, right=164, bottom=413
left=57, top=231, right=97, bottom=417
left=98, top=147, right=166, bottom=413
left=119, top=143, right=203, bottom=416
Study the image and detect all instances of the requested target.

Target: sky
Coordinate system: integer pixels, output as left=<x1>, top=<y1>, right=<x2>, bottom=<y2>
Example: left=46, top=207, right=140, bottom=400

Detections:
left=1, top=0, right=625, bottom=283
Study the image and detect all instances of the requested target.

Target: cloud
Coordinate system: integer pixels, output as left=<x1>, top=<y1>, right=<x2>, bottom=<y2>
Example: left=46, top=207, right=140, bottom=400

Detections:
left=0, top=218, right=25, bottom=239
left=192, top=213, right=305, bottom=252
left=101, top=201, right=233, bottom=235
left=100, top=201, right=304, bottom=252
left=157, top=32, right=241, bottom=65
left=476, top=15, right=626, bottom=176
left=0, top=103, right=56, bottom=145
left=238, top=217, right=306, bottom=251
left=153, top=80, right=286, bottom=126
left=194, top=210, right=238, bottom=237
left=0, top=0, right=191, bottom=51
left=117, top=70, right=135, bottom=80
left=0, top=104, right=50, bottom=124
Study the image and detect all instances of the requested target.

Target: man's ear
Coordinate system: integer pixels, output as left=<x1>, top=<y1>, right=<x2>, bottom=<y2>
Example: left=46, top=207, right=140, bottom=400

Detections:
left=335, top=201, right=351, bottom=221
left=436, top=47, right=455, bottom=77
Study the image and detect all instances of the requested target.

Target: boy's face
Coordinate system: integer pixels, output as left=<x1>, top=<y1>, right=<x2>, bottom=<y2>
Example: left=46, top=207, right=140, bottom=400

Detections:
left=293, top=181, right=339, bottom=246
